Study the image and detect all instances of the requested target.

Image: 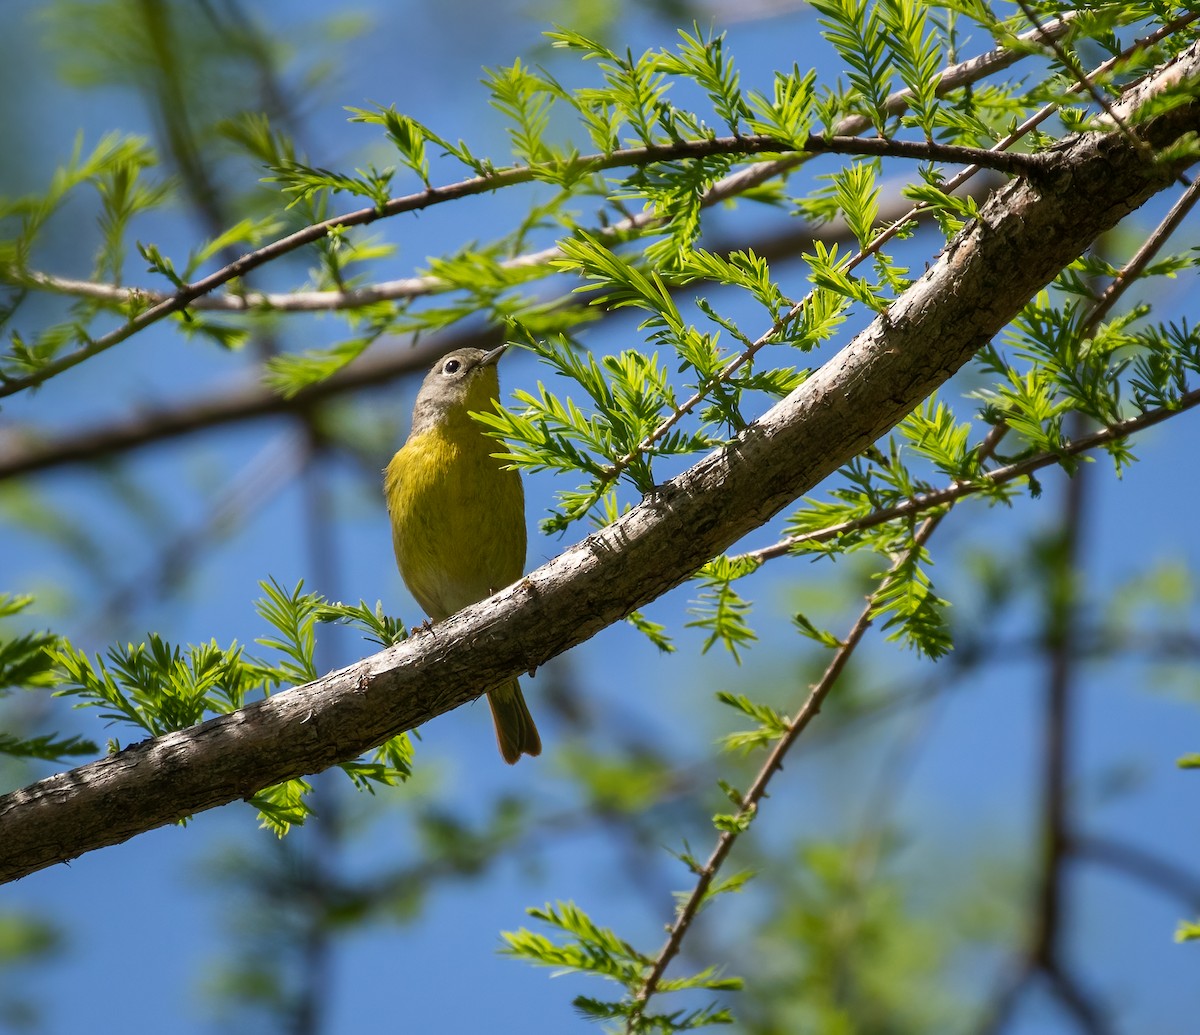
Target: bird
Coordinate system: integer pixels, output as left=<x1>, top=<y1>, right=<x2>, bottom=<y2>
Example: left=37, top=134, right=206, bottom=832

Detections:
left=384, top=345, right=541, bottom=764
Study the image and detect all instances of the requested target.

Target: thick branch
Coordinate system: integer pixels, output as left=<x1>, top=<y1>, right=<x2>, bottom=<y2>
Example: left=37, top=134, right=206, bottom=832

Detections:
left=1, top=45, right=1197, bottom=884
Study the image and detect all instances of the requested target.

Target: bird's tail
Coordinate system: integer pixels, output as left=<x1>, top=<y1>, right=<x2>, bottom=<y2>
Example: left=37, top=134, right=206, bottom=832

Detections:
left=487, top=679, right=542, bottom=764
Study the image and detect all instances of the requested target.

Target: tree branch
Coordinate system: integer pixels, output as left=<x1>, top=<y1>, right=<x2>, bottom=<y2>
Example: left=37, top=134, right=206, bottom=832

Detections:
left=0, top=332, right=490, bottom=480
left=1075, top=834, right=1200, bottom=908
left=738, top=393, right=1200, bottom=566
left=628, top=472, right=963, bottom=1027
left=1030, top=412, right=1087, bottom=973
left=1, top=44, right=1197, bottom=885
left=17, top=10, right=1182, bottom=344
left=0, top=201, right=933, bottom=481
left=0, top=134, right=1036, bottom=400
left=0, top=14, right=1094, bottom=400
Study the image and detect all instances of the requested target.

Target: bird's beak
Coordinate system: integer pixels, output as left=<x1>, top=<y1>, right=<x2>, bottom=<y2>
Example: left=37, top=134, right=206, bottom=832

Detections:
left=481, top=344, right=509, bottom=366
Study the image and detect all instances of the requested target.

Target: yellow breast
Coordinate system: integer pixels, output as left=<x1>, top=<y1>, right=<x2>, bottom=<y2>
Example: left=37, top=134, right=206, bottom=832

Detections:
left=385, top=423, right=526, bottom=621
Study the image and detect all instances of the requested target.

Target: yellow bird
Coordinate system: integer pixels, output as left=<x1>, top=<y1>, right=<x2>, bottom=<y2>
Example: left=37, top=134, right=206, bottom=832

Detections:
left=384, top=345, right=541, bottom=764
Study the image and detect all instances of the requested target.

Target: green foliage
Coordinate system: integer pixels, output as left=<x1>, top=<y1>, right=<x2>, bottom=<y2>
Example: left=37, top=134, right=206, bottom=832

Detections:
left=899, top=397, right=979, bottom=482
left=480, top=330, right=722, bottom=531
left=503, top=900, right=741, bottom=1032
left=0, top=727, right=97, bottom=764
left=504, top=900, right=649, bottom=985
left=253, top=577, right=324, bottom=685
left=547, top=32, right=672, bottom=149
left=881, top=0, right=945, bottom=138
left=903, top=173, right=981, bottom=230
left=346, top=105, right=433, bottom=186
left=830, top=161, right=884, bottom=252
left=804, top=239, right=890, bottom=312
left=265, top=158, right=396, bottom=211
left=711, top=777, right=758, bottom=834
left=1129, top=319, right=1200, bottom=410
left=314, top=598, right=408, bottom=648
left=249, top=777, right=315, bottom=837
left=486, top=58, right=560, bottom=167
left=717, top=691, right=789, bottom=753
left=44, top=579, right=412, bottom=831
left=0, top=594, right=99, bottom=761
left=812, top=0, right=894, bottom=133
left=744, top=64, right=819, bottom=145
left=626, top=610, right=676, bottom=653
left=869, top=546, right=954, bottom=659
left=184, top=216, right=287, bottom=278
left=54, top=634, right=259, bottom=738
left=0, top=594, right=61, bottom=693
left=0, top=133, right=167, bottom=379
left=686, top=556, right=761, bottom=662
left=741, top=839, right=961, bottom=1032
left=657, top=26, right=751, bottom=136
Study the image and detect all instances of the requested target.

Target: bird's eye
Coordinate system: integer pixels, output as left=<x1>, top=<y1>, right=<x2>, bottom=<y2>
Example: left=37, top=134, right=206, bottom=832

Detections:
left=442, top=358, right=461, bottom=375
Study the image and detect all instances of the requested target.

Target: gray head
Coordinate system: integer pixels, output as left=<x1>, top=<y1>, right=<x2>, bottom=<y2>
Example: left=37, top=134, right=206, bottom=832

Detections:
left=408, top=345, right=508, bottom=437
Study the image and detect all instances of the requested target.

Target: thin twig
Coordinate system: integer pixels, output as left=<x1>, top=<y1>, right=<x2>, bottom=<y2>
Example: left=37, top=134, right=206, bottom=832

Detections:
left=1074, top=834, right=1200, bottom=908
left=626, top=591, right=869, bottom=1028
left=5, top=16, right=1087, bottom=321
left=1088, top=174, right=1200, bottom=326
left=624, top=426, right=1015, bottom=1028
left=4, top=136, right=1029, bottom=318
left=4, top=201, right=953, bottom=481
left=734, top=383, right=1200, bottom=565
left=579, top=16, right=1197, bottom=525
left=0, top=135, right=1040, bottom=398
left=1015, top=0, right=1156, bottom=165
left=0, top=12, right=1098, bottom=400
